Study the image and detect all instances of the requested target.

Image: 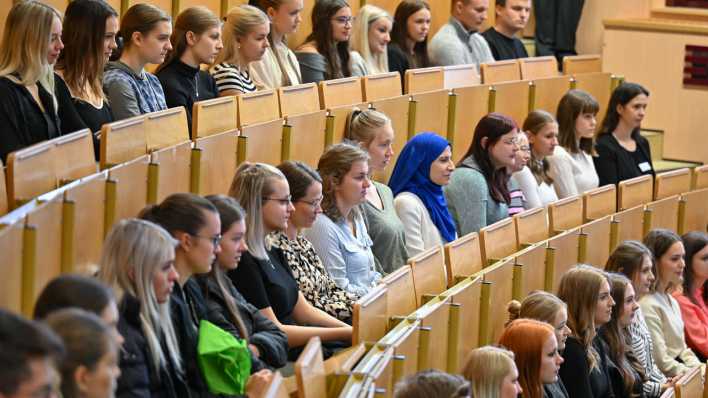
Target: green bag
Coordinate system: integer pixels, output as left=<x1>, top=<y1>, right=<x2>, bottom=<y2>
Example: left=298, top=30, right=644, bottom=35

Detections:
left=197, top=320, right=252, bottom=395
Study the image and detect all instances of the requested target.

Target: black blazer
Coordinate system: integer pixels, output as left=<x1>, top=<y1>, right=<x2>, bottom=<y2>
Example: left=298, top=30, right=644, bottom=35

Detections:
left=594, top=131, right=654, bottom=186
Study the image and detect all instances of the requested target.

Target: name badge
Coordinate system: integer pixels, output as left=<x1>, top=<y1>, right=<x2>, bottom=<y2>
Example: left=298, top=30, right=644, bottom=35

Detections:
left=638, top=162, right=652, bottom=172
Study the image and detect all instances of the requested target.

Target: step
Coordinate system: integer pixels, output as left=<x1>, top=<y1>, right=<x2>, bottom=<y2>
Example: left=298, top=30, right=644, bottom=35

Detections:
left=653, top=159, right=702, bottom=173
left=642, top=130, right=664, bottom=160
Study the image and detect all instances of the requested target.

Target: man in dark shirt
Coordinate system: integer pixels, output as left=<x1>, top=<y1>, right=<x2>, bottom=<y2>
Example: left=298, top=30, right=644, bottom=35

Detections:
left=481, top=0, right=531, bottom=60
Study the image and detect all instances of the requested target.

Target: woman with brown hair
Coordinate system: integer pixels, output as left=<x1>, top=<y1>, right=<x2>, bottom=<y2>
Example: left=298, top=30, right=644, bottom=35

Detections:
left=674, top=231, right=708, bottom=360
left=387, top=0, right=431, bottom=80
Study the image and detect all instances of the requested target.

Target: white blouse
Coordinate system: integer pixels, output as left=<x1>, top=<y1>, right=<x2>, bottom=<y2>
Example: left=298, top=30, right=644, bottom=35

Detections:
left=547, top=146, right=599, bottom=198
left=511, top=166, right=558, bottom=209
left=394, top=192, right=445, bottom=257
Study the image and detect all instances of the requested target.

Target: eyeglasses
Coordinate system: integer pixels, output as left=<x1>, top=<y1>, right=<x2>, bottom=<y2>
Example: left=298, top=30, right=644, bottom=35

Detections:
left=263, top=195, right=292, bottom=206
left=297, top=196, right=323, bottom=209
left=191, top=233, right=222, bottom=247
left=332, top=16, right=354, bottom=26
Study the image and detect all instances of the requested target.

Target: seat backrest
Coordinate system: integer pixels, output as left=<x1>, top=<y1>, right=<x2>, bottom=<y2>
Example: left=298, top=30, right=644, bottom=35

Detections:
left=572, top=72, right=612, bottom=130
left=448, top=85, right=491, bottom=162
left=237, top=119, right=284, bottom=166
left=277, top=83, right=320, bottom=117
left=692, top=164, right=708, bottom=190
left=411, top=296, right=451, bottom=371
left=105, top=155, right=150, bottom=229
left=361, top=72, right=402, bottom=101
left=237, top=89, right=280, bottom=127
left=381, top=265, right=417, bottom=319
left=100, top=115, right=148, bottom=169
left=479, top=217, right=517, bottom=265
left=378, top=319, right=421, bottom=380
left=149, top=142, right=192, bottom=203
left=369, top=95, right=410, bottom=183
left=6, top=140, right=57, bottom=208
left=283, top=111, right=327, bottom=168
left=53, top=129, right=98, bottom=184
left=546, top=229, right=580, bottom=291
left=548, top=195, right=584, bottom=234
left=0, top=159, right=7, bottom=215
left=352, top=284, right=388, bottom=345
left=443, top=276, right=483, bottom=371
left=680, top=188, right=708, bottom=235
left=580, top=216, right=612, bottom=268
left=0, top=221, right=24, bottom=314
left=563, top=54, right=602, bottom=75
left=144, top=107, right=190, bottom=152
left=480, top=59, right=521, bottom=83
left=404, top=67, right=444, bottom=94
left=408, top=89, right=449, bottom=138
left=674, top=365, right=702, bottom=398
left=444, top=232, right=483, bottom=285
left=262, top=372, right=290, bottom=398
left=654, top=168, right=691, bottom=200
left=295, top=337, right=326, bottom=398
left=351, top=345, right=394, bottom=396
left=192, top=130, right=239, bottom=196
left=482, top=258, right=515, bottom=342
left=514, top=243, right=548, bottom=298
left=408, top=245, right=448, bottom=306
left=318, top=77, right=363, bottom=109
left=618, top=174, right=653, bottom=210
left=519, top=56, right=559, bottom=80
left=63, top=172, right=107, bottom=271
left=443, top=64, right=481, bottom=89
left=644, top=196, right=680, bottom=234
left=514, top=206, right=549, bottom=247
left=613, top=205, right=646, bottom=244
left=530, top=76, right=571, bottom=115
left=583, top=184, right=617, bottom=222
left=192, top=96, right=237, bottom=139
left=490, top=80, right=531, bottom=126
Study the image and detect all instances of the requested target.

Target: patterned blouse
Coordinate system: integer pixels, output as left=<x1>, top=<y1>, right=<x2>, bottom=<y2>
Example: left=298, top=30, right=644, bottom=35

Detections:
left=628, top=307, right=667, bottom=397
left=267, top=231, right=359, bottom=322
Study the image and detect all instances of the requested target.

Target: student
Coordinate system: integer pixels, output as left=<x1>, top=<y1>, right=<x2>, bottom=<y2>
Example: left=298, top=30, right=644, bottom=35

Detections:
left=499, top=319, right=565, bottom=398
left=34, top=274, right=124, bottom=347
left=156, top=6, right=222, bottom=136
left=387, top=0, right=431, bottom=80
left=600, top=273, right=646, bottom=398
left=393, top=369, right=471, bottom=398
left=641, top=229, right=702, bottom=377
left=295, top=0, right=353, bottom=83
left=304, top=144, right=381, bottom=295
left=103, top=3, right=171, bottom=120
left=507, top=131, right=530, bottom=215
left=229, top=163, right=352, bottom=359
left=273, top=161, right=360, bottom=322
left=211, top=5, right=269, bottom=96
left=557, top=265, right=616, bottom=398
left=548, top=89, right=600, bottom=198
left=0, top=309, right=64, bottom=398
left=54, top=0, right=118, bottom=154
left=249, top=0, right=304, bottom=89
left=674, top=231, right=708, bottom=361
left=481, top=0, right=530, bottom=60
left=197, top=195, right=289, bottom=371
left=462, top=345, right=523, bottom=398
left=605, top=240, right=674, bottom=397
left=346, top=109, right=408, bottom=273
left=512, top=110, right=559, bottom=209
left=594, top=83, right=653, bottom=186
left=428, top=0, right=494, bottom=69
left=44, top=309, right=121, bottom=398
left=390, top=133, right=456, bottom=256
left=444, top=113, right=518, bottom=235
left=0, top=0, right=64, bottom=163
left=349, top=5, right=392, bottom=76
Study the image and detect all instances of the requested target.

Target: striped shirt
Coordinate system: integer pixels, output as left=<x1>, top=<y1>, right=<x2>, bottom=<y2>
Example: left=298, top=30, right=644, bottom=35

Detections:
left=209, top=63, right=257, bottom=95
left=628, top=307, right=667, bottom=397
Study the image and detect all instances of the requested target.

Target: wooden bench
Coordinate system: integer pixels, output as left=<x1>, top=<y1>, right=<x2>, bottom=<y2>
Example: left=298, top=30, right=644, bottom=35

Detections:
left=237, top=119, right=285, bottom=166
left=583, top=184, right=617, bottom=222
left=378, top=319, right=421, bottom=385
left=571, top=72, right=613, bottom=129
left=448, top=85, right=491, bottom=162
left=277, top=83, right=321, bottom=117
left=491, top=80, right=531, bottom=126
left=563, top=54, right=602, bottom=75
left=444, top=232, right=483, bottom=285
left=380, top=265, right=417, bottom=322
left=192, top=96, right=237, bottom=138
left=482, top=258, right=515, bottom=343
left=618, top=175, right=654, bottom=211
left=514, top=243, right=548, bottom=298
left=294, top=337, right=327, bottom=398
left=480, top=59, right=521, bottom=83
left=692, top=164, right=708, bottom=190
left=62, top=172, right=107, bottom=272
left=440, top=276, right=483, bottom=372
left=6, top=140, right=57, bottom=208
left=673, top=365, right=702, bottom=398
left=282, top=110, right=328, bottom=168
left=514, top=206, right=549, bottom=247
left=100, top=115, right=148, bottom=169
left=545, top=229, right=581, bottom=291
left=0, top=221, right=24, bottom=314
left=404, top=67, right=444, bottom=94
left=443, top=64, right=481, bottom=89
left=408, top=245, right=448, bottom=306
left=191, top=130, right=239, bottom=195
left=318, top=77, right=366, bottom=146
left=479, top=217, right=517, bottom=265
left=654, top=168, right=691, bottom=200
left=361, top=72, right=401, bottom=102
left=351, top=344, right=394, bottom=396
left=612, top=205, right=646, bottom=247
left=680, top=188, right=708, bottom=234
left=410, top=296, right=451, bottom=372
left=352, top=284, right=388, bottom=345
left=548, top=195, right=584, bottom=234
left=579, top=215, right=613, bottom=267
left=530, top=76, right=572, bottom=114
left=407, top=89, right=450, bottom=140
left=369, top=95, right=410, bottom=183
left=104, top=155, right=150, bottom=229
left=519, top=56, right=559, bottom=80
left=237, top=89, right=280, bottom=127
left=644, top=196, right=681, bottom=235
left=53, top=129, right=98, bottom=184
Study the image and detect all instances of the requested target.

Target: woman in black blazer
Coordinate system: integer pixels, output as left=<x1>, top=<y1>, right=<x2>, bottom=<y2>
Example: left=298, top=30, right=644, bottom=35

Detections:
left=594, top=82, right=653, bottom=186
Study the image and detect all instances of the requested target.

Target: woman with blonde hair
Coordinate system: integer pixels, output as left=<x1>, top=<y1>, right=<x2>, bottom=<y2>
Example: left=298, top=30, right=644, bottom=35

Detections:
left=211, top=5, right=270, bottom=96
left=249, top=0, right=304, bottom=89
left=462, top=345, right=523, bottom=398
left=349, top=5, right=392, bottom=76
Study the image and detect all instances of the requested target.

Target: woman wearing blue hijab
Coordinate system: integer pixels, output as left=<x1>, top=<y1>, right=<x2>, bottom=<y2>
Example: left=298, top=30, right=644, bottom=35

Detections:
left=389, top=133, right=456, bottom=256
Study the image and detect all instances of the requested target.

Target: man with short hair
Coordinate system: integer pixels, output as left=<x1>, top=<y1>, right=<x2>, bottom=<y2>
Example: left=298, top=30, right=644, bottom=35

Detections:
left=0, top=309, right=64, bottom=398
left=428, top=0, right=494, bottom=70
left=481, top=0, right=531, bottom=60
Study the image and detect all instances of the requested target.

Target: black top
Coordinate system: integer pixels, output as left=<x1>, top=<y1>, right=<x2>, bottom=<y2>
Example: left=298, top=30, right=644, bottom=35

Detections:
left=543, top=380, right=570, bottom=398
left=559, top=336, right=615, bottom=398
left=481, top=27, right=529, bottom=60
left=594, top=132, right=654, bottom=186
left=0, top=75, right=62, bottom=163
left=228, top=248, right=300, bottom=325
left=387, top=43, right=410, bottom=86
left=156, top=60, right=218, bottom=137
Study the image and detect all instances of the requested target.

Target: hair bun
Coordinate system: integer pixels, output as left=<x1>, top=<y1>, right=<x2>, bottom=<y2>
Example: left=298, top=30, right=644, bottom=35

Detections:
left=506, top=300, right=521, bottom=324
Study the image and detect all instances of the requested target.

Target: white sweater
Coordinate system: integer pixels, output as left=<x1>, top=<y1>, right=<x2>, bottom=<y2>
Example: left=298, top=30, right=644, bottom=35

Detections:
left=547, top=146, right=599, bottom=198
left=511, top=166, right=558, bottom=209
left=393, top=192, right=444, bottom=257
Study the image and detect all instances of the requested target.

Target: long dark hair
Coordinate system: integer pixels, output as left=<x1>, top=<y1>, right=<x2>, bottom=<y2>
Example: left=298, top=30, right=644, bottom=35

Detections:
left=459, top=113, right=517, bottom=203
left=56, top=0, right=118, bottom=100
left=156, top=6, right=220, bottom=73
left=523, top=110, right=555, bottom=185
left=33, top=274, right=114, bottom=320
left=682, top=231, right=708, bottom=306
left=112, top=3, right=170, bottom=61
left=139, top=192, right=218, bottom=236
left=305, top=0, right=352, bottom=79
left=643, top=228, right=682, bottom=293
left=599, top=82, right=649, bottom=136
left=390, top=0, right=430, bottom=69
left=556, top=89, right=599, bottom=155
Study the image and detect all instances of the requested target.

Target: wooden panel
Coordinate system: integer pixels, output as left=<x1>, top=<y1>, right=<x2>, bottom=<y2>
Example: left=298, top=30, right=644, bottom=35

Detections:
left=100, top=115, right=148, bottom=169
left=580, top=216, right=612, bottom=268
left=328, top=103, right=367, bottom=145
left=562, top=54, right=602, bottom=75
left=63, top=173, right=107, bottom=271
left=352, top=285, right=388, bottom=346
left=443, top=64, right=481, bottom=90
left=378, top=319, right=420, bottom=380
left=583, top=184, right=617, bottom=222
left=654, top=168, right=691, bottom=200
left=618, top=175, right=654, bottom=210
left=193, top=130, right=239, bottom=196
left=408, top=246, right=447, bottom=306
left=444, top=232, right=483, bottom=285
left=409, top=90, right=449, bottom=138
left=514, top=206, right=549, bottom=247
left=645, top=196, right=680, bottom=232
left=482, top=258, right=515, bottom=342
left=107, top=155, right=150, bottom=224
left=6, top=141, right=57, bottom=207
left=237, top=89, right=280, bottom=127
left=262, top=372, right=290, bottom=398
left=370, top=96, right=409, bottom=184
left=283, top=111, right=327, bottom=168
left=692, top=164, right=708, bottom=189
left=0, top=222, right=24, bottom=313
left=547, top=229, right=580, bottom=291
left=355, top=345, right=394, bottom=397
left=0, top=160, right=7, bottom=215
left=519, top=56, right=559, bottom=80
left=192, top=96, right=237, bottom=138
left=277, top=83, right=320, bottom=117
left=613, top=205, right=646, bottom=244
left=237, top=119, right=284, bottom=166
left=404, top=67, right=444, bottom=94
left=361, top=72, right=402, bottom=102
left=491, top=81, right=531, bottom=127
left=479, top=217, right=517, bottom=264
left=53, top=129, right=98, bottom=183
left=144, top=107, right=190, bottom=151
left=531, top=76, right=572, bottom=114
left=127, top=0, right=173, bottom=15
left=294, top=337, right=326, bottom=398
left=318, top=77, right=363, bottom=109
left=150, top=142, right=192, bottom=202
left=572, top=72, right=612, bottom=133
left=480, top=59, right=521, bottom=84
left=548, top=195, right=584, bottom=234
left=449, top=85, right=490, bottom=162
left=680, top=189, right=708, bottom=234
left=443, top=276, right=482, bottom=371
left=24, top=198, right=63, bottom=313
left=380, top=265, right=417, bottom=319
left=178, top=0, right=221, bottom=15
left=674, top=365, right=702, bottom=398
left=515, top=243, right=548, bottom=298
left=411, top=296, right=451, bottom=371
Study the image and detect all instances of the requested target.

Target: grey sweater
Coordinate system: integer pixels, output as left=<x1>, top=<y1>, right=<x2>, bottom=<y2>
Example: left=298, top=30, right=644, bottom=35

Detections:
left=428, top=17, right=494, bottom=69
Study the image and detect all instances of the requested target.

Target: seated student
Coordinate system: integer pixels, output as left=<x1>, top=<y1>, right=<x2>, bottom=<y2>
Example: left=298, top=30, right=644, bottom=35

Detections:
left=507, top=291, right=571, bottom=398
left=346, top=109, right=408, bottom=274
left=605, top=240, right=674, bottom=397
left=0, top=309, right=64, bottom=398
left=393, top=369, right=471, bottom=398
left=0, top=0, right=65, bottom=163
left=304, top=144, right=382, bottom=295
left=462, top=345, right=523, bottom=397
left=499, top=319, right=565, bottom=398
left=349, top=5, right=392, bottom=76
left=444, top=113, right=518, bottom=235
left=274, top=162, right=359, bottom=322
left=229, top=163, right=352, bottom=359
left=197, top=195, right=289, bottom=371
left=156, top=6, right=221, bottom=136
left=44, top=309, right=120, bottom=398
left=641, top=229, right=702, bottom=377
left=295, top=0, right=353, bottom=83
left=594, top=83, right=653, bottom=186
left=428, top=0, right=494, bottom=69
left=387, top=0, right=431, bottom=81
left=211, top=5, right=269, bottom=96
left=548, top=90, right=600, bottom=198
left=249, top=0, right=303, bottom=89
left=54, top=0, right=118, bottom=155
left=557, top=265, right=616, bottom=398
left=390, top=133, right=456, bottom=256
left=674, top=231, right=708, bottom=361
left=103, top=3, right=171, bottom=120
left=600, top=273, right=646, bottom=398
left=34, top=274, right=124, bottom=347
left=512, top=110, right=559, bottom=209
left=481, top=0, right=530, bottom=60
left=507, top=130, right=530, bottom=215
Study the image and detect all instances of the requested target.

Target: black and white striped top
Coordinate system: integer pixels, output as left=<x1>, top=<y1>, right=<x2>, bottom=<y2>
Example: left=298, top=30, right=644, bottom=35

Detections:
left=628, top=307, right=667, bottom=397
left=209, top=63, right=257, bottom=95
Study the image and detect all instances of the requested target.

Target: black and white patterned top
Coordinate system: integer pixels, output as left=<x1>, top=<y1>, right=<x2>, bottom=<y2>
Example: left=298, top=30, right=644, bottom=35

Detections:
left=628, top=307, right=667, bottom=397
left=209, top=62, right=257, bottom=95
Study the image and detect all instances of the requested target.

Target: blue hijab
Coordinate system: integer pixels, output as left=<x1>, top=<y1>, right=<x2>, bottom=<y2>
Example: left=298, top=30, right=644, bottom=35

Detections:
left=389, top=133, right=456, bottom=243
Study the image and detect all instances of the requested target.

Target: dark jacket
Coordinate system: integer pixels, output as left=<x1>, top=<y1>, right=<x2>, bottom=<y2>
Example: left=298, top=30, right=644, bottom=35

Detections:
left=115, top=294, right=190, bottom=398
left=543, top=380, right=570, bottom=398
left=387, top=44, right=410, bottom=86
left=559, top=336, right=616, bottom=398
left=196, top=274, right=289, bottom=370
left=594, top=131, right=654, bottom=186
